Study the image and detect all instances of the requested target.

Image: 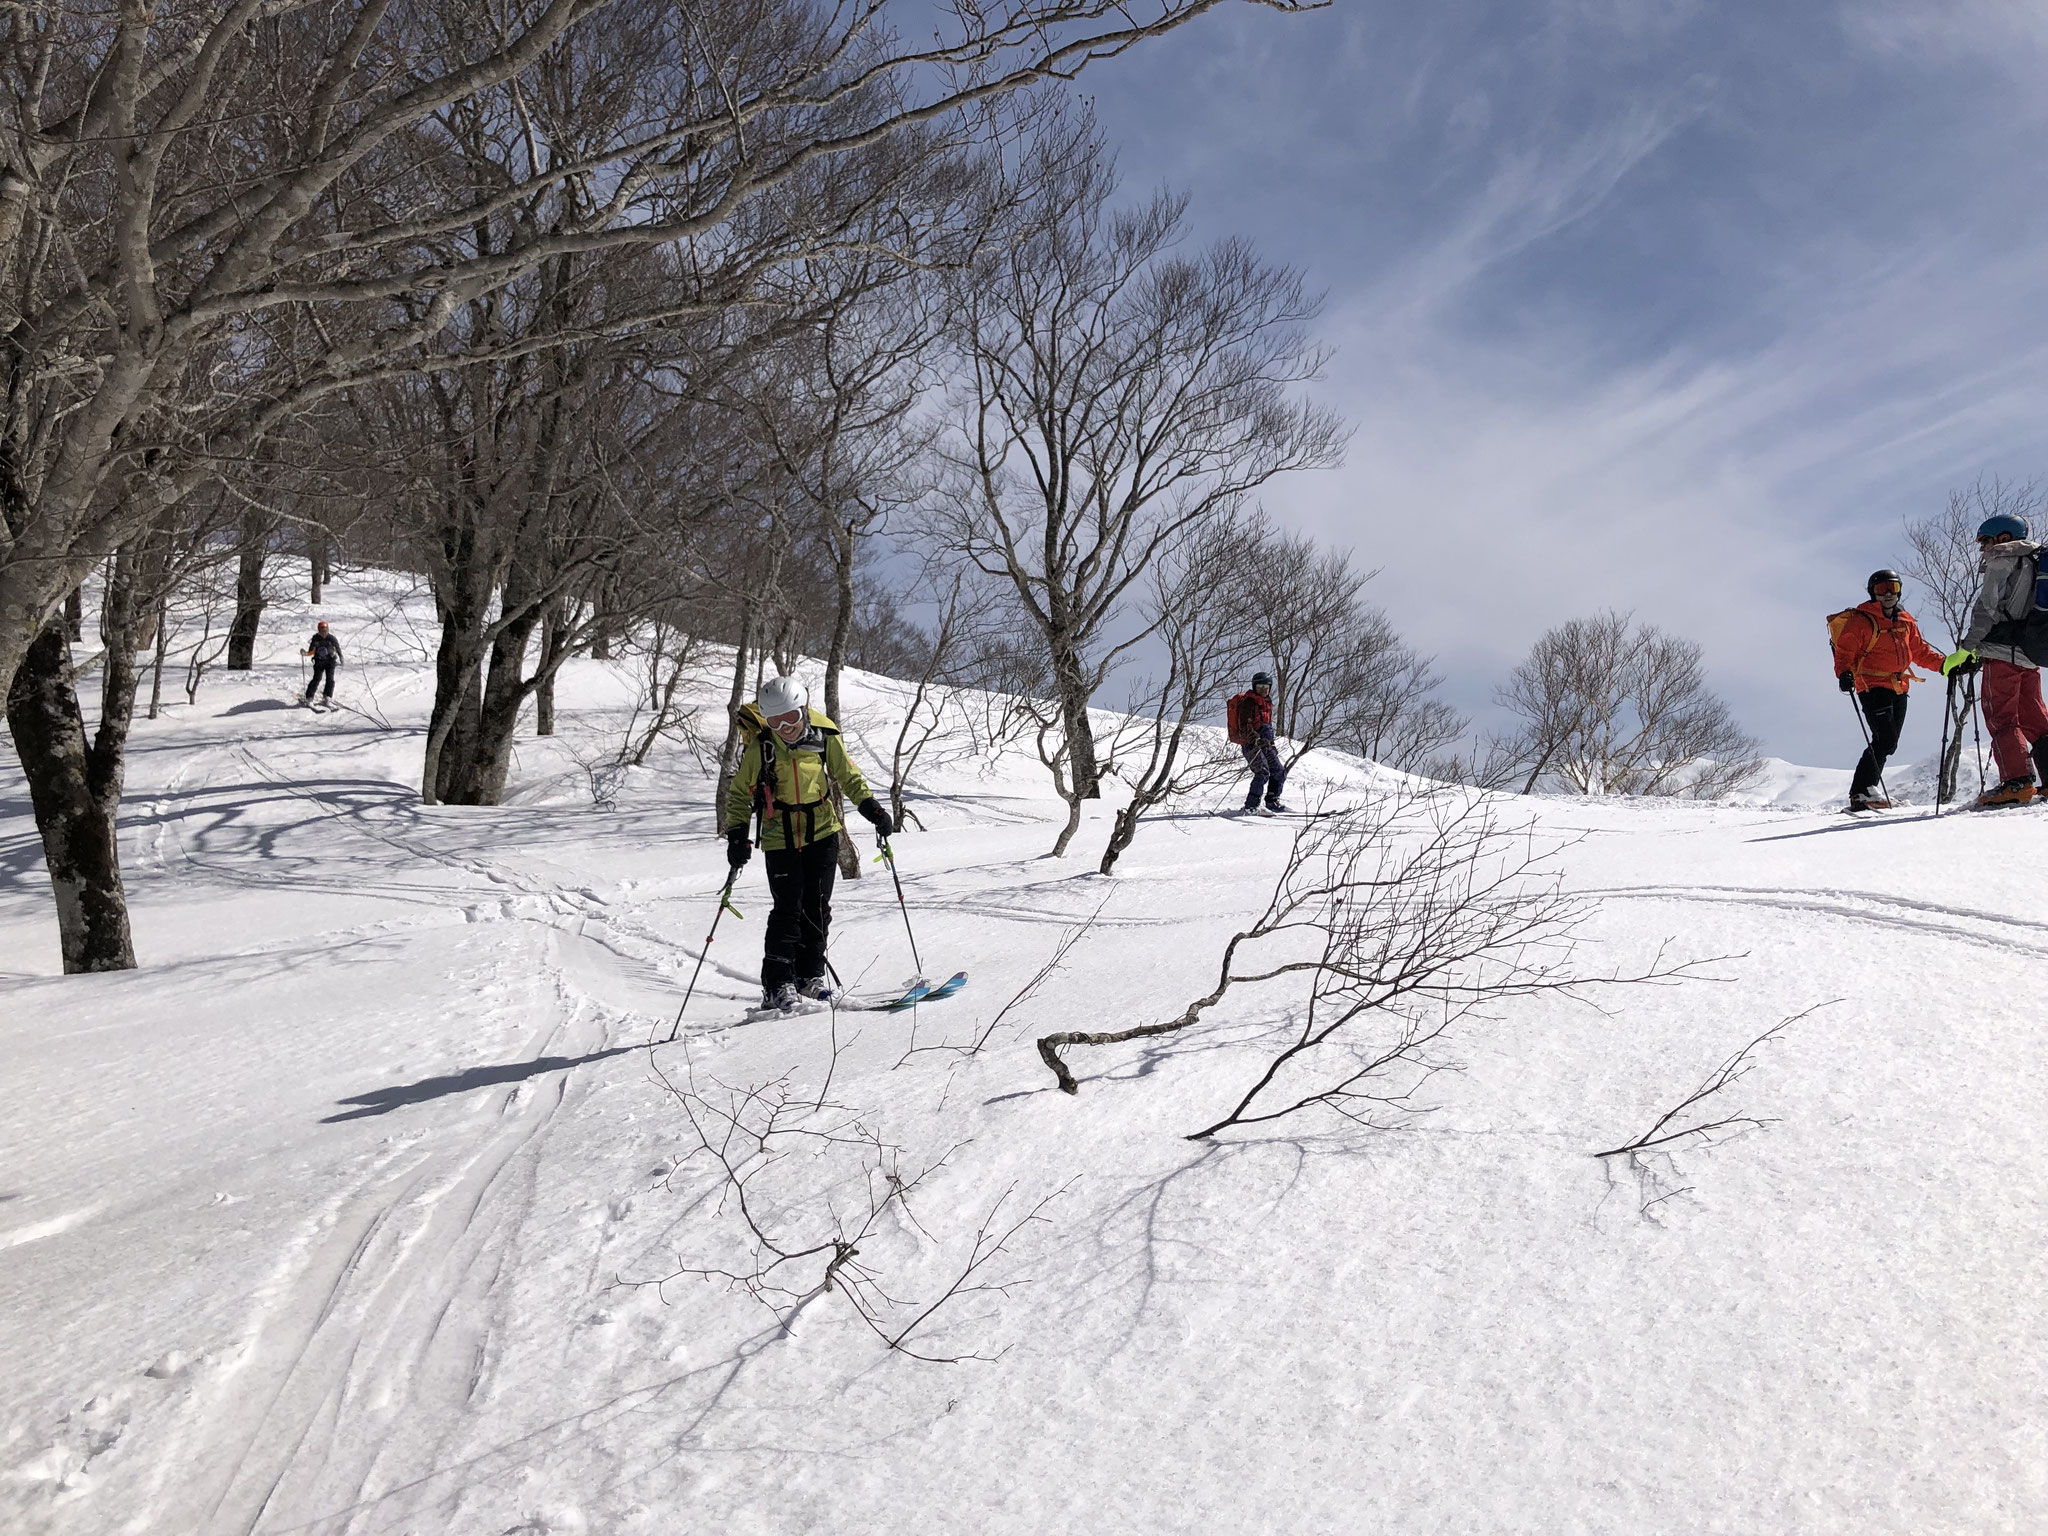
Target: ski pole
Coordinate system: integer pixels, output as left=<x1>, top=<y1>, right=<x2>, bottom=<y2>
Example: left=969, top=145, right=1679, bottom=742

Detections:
left=1934, top=673, right=1956, bottom=815
left=1968, top=670, right=1988, bottom=798
left=1842, top=688, right=1891, bottom=805
left=874, top=838, right=924, bottom=976
left=664, top=868, right=744, bottom=1043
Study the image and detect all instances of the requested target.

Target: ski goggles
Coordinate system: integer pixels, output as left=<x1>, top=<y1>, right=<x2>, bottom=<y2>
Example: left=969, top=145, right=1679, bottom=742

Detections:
left=766, top=709, right=805, bottom=733
left=1870, top=579, right=1901, bottom=596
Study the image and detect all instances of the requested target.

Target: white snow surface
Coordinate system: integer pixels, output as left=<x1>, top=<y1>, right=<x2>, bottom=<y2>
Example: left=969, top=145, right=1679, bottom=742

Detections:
left=3, top=573, right=2044, bottom=1535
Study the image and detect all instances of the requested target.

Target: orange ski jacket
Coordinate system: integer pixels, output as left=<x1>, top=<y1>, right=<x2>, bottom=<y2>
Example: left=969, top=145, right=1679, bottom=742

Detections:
left=1831, top=601, right=1944, bottom=693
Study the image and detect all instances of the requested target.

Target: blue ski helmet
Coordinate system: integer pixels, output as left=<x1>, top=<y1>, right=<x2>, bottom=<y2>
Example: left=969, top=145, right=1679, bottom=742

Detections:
left=1978, top=513, right=2029, bottom=541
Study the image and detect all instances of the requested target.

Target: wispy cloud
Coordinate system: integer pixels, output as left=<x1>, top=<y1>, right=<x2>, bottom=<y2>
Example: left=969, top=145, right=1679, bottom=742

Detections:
left=1086, top=0, right=2048, bottom=762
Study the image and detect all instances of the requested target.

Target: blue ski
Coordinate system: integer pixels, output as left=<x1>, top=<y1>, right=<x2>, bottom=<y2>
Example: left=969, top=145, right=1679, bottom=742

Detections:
left=841, top=971, right=967, bottom=1012
left=881, top=971, right=966, bottom=1010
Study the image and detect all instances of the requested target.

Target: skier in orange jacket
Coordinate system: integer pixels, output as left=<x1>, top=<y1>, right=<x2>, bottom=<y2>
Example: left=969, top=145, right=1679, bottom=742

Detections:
left=1831, top=569, right=1944, bottom=810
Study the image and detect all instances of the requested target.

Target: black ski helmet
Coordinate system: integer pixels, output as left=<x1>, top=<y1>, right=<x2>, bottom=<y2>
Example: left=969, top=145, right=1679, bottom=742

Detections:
left=1251, top=670, right=1274, bottom=687
left=1866, top=569, right=1902, bottom=596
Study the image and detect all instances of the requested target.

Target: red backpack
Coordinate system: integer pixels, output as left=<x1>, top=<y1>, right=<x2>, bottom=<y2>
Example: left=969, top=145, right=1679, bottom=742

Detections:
left=1225, top=692, right=1260, bottom=746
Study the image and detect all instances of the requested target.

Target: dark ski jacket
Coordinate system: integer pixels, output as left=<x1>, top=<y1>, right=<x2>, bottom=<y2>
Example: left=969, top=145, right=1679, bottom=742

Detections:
left=306, top=632, right=343, bottom=665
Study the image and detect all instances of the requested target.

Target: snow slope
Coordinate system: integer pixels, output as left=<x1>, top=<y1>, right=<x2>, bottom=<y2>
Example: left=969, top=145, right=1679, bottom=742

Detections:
left=3, top=574, right=2044, bottom=1535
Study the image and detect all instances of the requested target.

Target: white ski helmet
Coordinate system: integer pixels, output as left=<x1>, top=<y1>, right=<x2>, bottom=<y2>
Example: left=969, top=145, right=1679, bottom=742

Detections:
left=758, top=676, right=809, bottom=720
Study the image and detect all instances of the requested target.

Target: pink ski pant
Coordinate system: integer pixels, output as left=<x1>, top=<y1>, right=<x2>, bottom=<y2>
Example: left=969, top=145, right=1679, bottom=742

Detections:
left=1981, top=660, right=2048, bottom=782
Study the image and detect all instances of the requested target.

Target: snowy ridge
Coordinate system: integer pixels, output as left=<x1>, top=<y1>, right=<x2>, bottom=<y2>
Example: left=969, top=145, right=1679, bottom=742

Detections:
left=3, top=571, right=2044, bottom=1534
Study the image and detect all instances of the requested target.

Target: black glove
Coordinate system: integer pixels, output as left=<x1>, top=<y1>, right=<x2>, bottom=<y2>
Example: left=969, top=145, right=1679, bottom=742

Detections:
left=725, top=829, right=751, bottom=869
left=857, top=797, right=894, bottom=837
left=1837, top=671, right=1855, bottom=694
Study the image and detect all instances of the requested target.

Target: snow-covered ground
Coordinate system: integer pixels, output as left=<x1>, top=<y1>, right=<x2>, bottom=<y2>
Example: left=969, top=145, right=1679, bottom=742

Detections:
left=4, top=574, right=2043, bottom=1535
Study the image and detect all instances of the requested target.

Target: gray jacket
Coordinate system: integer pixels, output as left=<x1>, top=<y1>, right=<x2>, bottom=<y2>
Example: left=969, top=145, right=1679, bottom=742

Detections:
left=1963, top=539, right=2042, bottom=669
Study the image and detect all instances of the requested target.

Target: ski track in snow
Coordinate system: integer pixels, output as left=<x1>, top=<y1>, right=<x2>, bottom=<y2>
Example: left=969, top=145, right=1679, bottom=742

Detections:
left=1581, top=882, right=2048, bottom=958
left=6, top=577, right=2048, bottom=1534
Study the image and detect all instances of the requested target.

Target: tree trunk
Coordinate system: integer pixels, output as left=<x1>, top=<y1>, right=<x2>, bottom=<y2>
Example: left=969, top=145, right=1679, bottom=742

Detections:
left=423, top=594, right=486, bottom=806
left=714, top=608, right=753, bottom=827
left=63, top=584, right=82, bottom=642
left=445, top=610, right=537, bottom=805
left=826, top=536, right=860, bottom=878
left=536, top=600, right=562, bottom=737
left=310, top=532, right=328, bottom=606
left=226, top=514, right=270, bottom=670
left=6, top=617, right=136, bottom=972
left=1050, top=633, right=1101, bottom=802
left=535, top=665, right=556, bottom=737
left=1049, top=784, right=1085, bottom=858
left=147, top=597, right=169, bottom=720
left=1099, top=803, right=1141, bottom=874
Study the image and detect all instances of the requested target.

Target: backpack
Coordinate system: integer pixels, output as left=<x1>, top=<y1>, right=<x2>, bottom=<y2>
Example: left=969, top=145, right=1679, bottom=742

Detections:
left=1825, top=607, right=1876, bottom=673
left=737, top=703, right=842, bottom=846
left=1225, top=692, right=1258, bottom=746
left=1983, top=550, right=2048, bottom=666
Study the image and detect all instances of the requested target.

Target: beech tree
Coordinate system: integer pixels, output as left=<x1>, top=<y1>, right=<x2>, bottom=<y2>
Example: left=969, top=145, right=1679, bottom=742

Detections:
left=1241, top=519, right=1464, bottom=774
left=935, top=134, right=1346, bottom=854
left=1096, top=515, right=1262, bottom=873
left=3, top=0, right=1317, bottom=968
left=1496, top=612, right=1762, bottom=799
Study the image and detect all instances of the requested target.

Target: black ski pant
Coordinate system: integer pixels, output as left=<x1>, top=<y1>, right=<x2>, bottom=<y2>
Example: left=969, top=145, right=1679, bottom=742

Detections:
left=761, top=832, right=838, bottom=993
left=1242, top=741, right=1287, bottom=808
left=1850, top=686, right=1905, bottom=799
left=304, top=658, right=336, bottom=700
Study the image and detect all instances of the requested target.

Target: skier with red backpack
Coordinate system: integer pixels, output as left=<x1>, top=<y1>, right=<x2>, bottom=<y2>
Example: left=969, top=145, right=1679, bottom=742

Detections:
left=1226, top=671, right=1289, bottom=815
left=1945, top=514, right=2048, bottom=807
left=1829, top=570, right=1945, bottom=811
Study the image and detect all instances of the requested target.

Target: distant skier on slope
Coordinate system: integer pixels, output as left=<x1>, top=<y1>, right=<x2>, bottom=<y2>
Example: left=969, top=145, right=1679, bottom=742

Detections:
left=1226, top=671, right=1290, bottom=815
left=1947, top=514, right=2048, bottom=808
left=301, top=621, right=342, bottom=706
left=1829, top=570, right=1945, bottom=811
left=724, top=676, right=894, bottom=1012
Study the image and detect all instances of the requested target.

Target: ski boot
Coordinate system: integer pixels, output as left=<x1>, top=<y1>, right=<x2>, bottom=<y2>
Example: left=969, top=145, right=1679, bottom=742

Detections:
left=1848, top=792, right=1889, bottom=812
left=796, top=976, right=833, bottom=1002
left=1977, top=778, right=2037, bottom=808
left=765, top=982, right=803, bottom=1013
left=1266, top=800, right=1291, bottom=815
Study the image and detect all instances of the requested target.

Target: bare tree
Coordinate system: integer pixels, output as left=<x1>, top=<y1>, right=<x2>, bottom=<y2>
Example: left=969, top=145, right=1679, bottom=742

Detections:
left=2, top=488, right=242, bottom=968
left=933, top=130, right=1347, bottom=854
left=737, top=267, right=944, bottom=876
left=1096, top=515, right=1263, bottom=874
left=1903, top=477, right=2043, bottom=803
left=1496, top=612, right=1762, bottom=798
left=2, top=0, right=1316, bottom=688
left=1242, top=518, right=1464, bottom=772
left=883, top=576, right=972, bottom=833
left=2, top=0, right=1319, bottom=969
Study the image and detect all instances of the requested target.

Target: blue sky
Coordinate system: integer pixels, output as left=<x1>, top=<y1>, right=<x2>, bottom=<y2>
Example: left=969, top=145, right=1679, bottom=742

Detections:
left=1082, top=0, right=2048, bottom=764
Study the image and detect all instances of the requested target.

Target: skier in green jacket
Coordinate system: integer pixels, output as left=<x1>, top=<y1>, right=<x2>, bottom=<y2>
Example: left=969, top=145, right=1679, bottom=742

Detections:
left=724, top=676, right=893, bottom=1011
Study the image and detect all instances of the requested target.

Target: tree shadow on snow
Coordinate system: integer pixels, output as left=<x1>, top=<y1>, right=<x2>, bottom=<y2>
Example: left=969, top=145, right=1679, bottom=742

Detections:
left=221, top=697, right=297, bottom=714
left=323, top=1044, right=641, bottom=1122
